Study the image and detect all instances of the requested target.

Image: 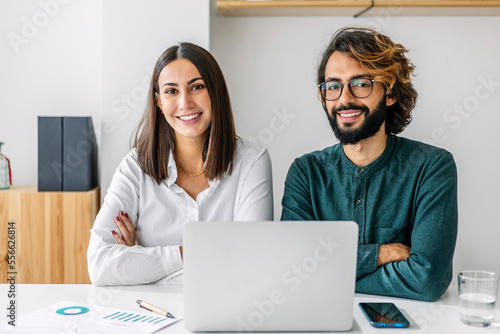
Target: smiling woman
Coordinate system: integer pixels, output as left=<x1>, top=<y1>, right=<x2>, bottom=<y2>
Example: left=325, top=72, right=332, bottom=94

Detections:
left=87, top=42, right=274, bottom=286
left=156, top=58, right=213, bottom=155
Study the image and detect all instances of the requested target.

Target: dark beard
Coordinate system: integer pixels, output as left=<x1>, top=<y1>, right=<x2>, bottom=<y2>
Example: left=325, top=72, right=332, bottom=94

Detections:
left=327, top=98, right=387, bottom=145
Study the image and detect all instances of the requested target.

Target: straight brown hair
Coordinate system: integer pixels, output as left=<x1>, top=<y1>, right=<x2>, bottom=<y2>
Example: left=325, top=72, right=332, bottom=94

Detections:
left=133, top=43, right=236, bottom=184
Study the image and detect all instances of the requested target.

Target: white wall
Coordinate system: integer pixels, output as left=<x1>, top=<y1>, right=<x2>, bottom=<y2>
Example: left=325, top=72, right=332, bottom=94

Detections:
left=0, top=0, right=101, bottom=185
left=210, top=13, right=500, bottom=276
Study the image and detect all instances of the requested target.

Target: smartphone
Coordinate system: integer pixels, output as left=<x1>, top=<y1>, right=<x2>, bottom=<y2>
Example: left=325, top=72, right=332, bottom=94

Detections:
left=359, top=302, right=410, bottom=328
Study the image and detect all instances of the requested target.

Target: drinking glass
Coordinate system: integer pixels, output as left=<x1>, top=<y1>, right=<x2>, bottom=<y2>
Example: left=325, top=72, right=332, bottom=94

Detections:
left=458, top=270, right=498, bottom=327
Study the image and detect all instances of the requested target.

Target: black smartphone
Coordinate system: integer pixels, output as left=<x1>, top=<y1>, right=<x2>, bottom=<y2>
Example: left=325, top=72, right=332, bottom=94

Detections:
left=359, top=302, right=410, bottom=328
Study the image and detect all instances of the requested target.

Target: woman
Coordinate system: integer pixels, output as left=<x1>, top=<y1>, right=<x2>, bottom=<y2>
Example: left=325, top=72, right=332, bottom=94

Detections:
left=87, top=43, right=273, bottom=286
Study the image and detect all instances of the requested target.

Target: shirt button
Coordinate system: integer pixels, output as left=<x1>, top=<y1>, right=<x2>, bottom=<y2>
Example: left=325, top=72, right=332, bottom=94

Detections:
left=355, top=199, right=361, bottom=205
left=359, top=168, right=365, bottom=174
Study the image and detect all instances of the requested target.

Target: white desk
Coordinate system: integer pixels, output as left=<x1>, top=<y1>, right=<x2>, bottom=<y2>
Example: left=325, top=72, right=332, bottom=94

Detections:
left=1, top=283, right=498, bottom=333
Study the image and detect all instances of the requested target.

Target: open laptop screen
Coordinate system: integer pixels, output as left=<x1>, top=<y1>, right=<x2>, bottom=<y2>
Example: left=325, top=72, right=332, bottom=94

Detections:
left=183, top=221, right=358, bottom=332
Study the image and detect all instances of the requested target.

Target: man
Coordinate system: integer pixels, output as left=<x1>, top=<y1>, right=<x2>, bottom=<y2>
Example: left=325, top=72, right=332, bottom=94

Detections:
left=281, top=27, right=458, bottom=302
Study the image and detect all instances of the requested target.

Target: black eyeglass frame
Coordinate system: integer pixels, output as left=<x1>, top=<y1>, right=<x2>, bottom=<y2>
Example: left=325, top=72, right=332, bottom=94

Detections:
left=318, top=78, right=377, bottom=101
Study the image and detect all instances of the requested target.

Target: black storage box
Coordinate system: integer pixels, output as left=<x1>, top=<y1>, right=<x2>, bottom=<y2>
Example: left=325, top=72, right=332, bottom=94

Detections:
left=38, top=116, right=98, bottom=191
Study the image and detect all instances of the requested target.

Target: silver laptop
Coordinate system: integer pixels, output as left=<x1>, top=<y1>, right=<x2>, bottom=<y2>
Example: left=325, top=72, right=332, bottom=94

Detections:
left=183, top=221, right=358, bottom=332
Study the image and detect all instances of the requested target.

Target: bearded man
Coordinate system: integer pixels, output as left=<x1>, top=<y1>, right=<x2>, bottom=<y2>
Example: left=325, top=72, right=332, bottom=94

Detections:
left=281, top=27, right=458, bottom=302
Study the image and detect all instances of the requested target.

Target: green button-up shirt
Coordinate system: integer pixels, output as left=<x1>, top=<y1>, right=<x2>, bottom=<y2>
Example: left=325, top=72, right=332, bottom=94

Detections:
left=281, top=135, right=458, bottom=301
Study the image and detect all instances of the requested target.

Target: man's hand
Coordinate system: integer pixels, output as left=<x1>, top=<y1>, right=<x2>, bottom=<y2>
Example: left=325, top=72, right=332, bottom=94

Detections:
left=377, top=243, right=411, bottom=267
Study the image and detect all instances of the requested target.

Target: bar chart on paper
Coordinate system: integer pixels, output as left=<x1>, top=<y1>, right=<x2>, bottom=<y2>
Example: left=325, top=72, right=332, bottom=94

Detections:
left=103, top=310, right=173, bottom=325
left=6, top=300, right=180, bottom=334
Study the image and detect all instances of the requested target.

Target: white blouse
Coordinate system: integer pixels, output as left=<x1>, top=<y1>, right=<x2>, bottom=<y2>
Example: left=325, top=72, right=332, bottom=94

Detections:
left=87, top=140, right=273, bottom=286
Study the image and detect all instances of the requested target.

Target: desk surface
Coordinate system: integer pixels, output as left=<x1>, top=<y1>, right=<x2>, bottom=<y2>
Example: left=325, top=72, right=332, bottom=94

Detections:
left=1, top=284, right=498, bottom=333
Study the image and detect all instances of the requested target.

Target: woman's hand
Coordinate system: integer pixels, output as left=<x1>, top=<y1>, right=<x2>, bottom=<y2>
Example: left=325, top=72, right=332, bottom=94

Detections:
left=112, top=211, right=136, bottom=246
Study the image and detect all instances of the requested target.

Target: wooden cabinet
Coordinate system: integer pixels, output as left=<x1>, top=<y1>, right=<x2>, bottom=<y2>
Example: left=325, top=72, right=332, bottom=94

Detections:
left=0, top=186, right=100, bottom=284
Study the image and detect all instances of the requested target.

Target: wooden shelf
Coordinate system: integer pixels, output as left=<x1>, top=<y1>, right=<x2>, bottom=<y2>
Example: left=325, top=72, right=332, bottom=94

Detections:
left=0, top=186, right=100, bottom=284
left=217, top=0, right=500, bottom=16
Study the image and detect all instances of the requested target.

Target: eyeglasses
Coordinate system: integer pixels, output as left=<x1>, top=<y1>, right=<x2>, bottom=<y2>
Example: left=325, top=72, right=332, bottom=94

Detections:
left=318, top=78, right=376, bottom=101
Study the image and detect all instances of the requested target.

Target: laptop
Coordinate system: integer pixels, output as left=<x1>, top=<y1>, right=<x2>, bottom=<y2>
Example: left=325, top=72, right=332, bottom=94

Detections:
left=183, top=221, right=358, bottom=332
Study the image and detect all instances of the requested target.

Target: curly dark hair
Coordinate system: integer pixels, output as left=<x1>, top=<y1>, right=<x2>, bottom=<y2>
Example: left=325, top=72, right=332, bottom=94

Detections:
left=317, top=27, right=417, bottom=135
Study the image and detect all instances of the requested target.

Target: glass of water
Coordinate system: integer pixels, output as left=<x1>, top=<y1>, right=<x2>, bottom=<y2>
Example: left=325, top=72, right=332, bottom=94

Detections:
left=458, top=270, right=498, bottom=327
